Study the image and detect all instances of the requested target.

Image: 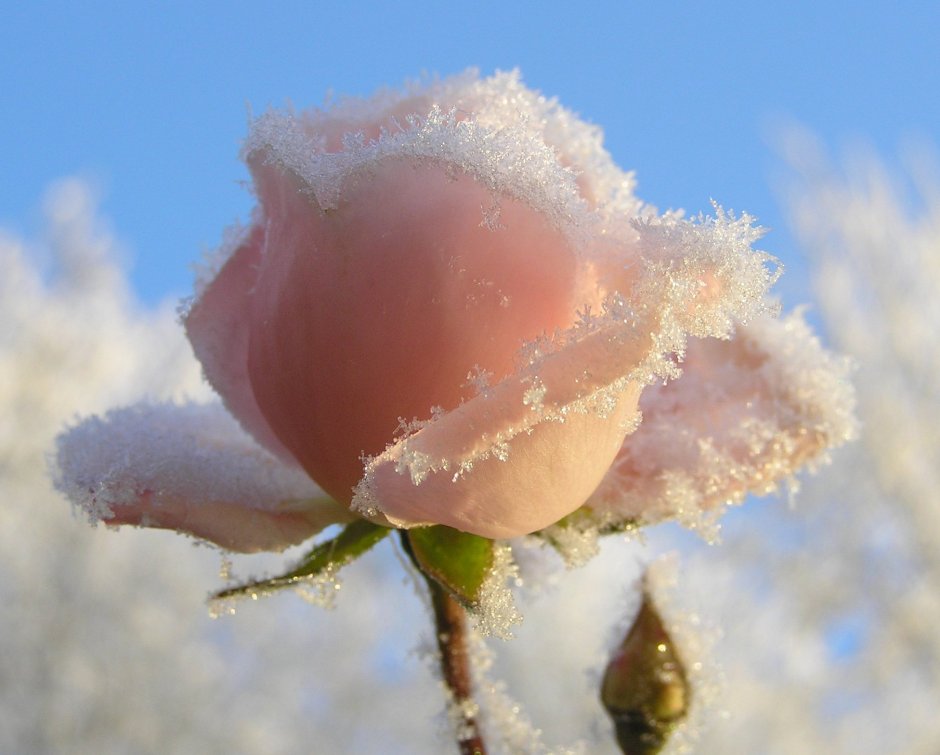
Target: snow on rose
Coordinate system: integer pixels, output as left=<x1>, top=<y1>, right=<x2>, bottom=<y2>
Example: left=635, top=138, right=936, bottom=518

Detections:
left=54, top=70, right=855, bottom=552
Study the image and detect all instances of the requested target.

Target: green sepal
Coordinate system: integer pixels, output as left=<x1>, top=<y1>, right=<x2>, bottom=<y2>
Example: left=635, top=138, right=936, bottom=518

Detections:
left=211, top=519, right=389, bottom=602
left=538, top=508, right=639, bottom=559
left=551, top=507, right=638, bottom=536
left=406, top=525, right=495, bottom=609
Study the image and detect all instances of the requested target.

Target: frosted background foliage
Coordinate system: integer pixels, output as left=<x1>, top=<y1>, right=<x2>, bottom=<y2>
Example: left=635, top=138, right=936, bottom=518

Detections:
left=687, top=138, right=940, bottom=754
left=2, top=150, right=933, bottom=754
left=780, top=135, right=939, bottom=752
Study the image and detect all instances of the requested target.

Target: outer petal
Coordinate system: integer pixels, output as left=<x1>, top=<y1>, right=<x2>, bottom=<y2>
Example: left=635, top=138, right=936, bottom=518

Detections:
left=245, top=157, right=584, bottom=504
left=587, top=312, right=857, bottom=529
left=184, top=223, right=297, bottom=464
left=359, top=381, right=642, bottom=538
left=53, top=402, right=354, bottom=553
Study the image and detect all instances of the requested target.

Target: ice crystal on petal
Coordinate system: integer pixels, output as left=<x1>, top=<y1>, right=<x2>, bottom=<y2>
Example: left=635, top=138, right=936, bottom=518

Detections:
left=397, top=448, right=435, bottom=486
left=464, top=365, right=495, bottom=398
left=521, top=376, right=547, bottom=409
left=480, top=201, right=504, bottom=231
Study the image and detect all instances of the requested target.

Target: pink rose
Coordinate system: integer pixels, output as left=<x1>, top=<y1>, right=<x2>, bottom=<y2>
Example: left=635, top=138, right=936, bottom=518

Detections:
left=54, top=71, right=855, bottom=551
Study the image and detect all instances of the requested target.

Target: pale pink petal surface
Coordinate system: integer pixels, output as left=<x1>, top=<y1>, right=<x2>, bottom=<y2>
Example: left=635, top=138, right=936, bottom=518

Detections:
left=360, top=383, right=643, bottom=538
left=184, top=223, right=297, bottom=464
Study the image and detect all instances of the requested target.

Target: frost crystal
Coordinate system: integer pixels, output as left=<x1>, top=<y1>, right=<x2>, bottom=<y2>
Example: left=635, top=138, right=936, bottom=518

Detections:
left=465, top=627, right=589, bottom=755
left=464, top=364, right=495, bottom=398
left=472, top=544, right=522, bottom=640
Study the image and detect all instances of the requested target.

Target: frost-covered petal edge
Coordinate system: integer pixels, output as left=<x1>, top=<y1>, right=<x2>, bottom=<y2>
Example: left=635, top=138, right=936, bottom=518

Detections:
left=53, top=402, right=353, bottom=552
left=586, top=310, right=858, bottom=535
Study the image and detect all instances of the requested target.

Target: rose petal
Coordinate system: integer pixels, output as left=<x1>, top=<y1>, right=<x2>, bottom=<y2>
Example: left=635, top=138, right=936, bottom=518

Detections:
left=586, top=311, right=857, bottom=529
left=184, top=223, right=298, bottom=464
left=245, top=156, right=584, bottom=504
left=358, top=380, right=642, bottom=538
left=345, top=251, right=660, bottom=536
left=53, top=402, right=354, bottom=552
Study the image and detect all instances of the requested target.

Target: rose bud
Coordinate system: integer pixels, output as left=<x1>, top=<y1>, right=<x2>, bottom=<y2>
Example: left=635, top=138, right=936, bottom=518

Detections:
left=600, top=589, right=689, bottom=755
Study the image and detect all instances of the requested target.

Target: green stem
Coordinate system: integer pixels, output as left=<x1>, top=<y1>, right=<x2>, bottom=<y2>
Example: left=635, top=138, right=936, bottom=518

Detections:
left=402, top=532, right=488, bottom=755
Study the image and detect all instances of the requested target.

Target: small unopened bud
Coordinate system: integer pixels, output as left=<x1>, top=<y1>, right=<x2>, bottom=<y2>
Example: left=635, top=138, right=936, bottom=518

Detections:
left=600, top=589, right=689, bottom=755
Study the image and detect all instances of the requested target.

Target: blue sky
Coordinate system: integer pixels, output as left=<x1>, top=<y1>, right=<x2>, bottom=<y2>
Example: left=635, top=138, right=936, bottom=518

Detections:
left=3, top=1, right=938, bottom=306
